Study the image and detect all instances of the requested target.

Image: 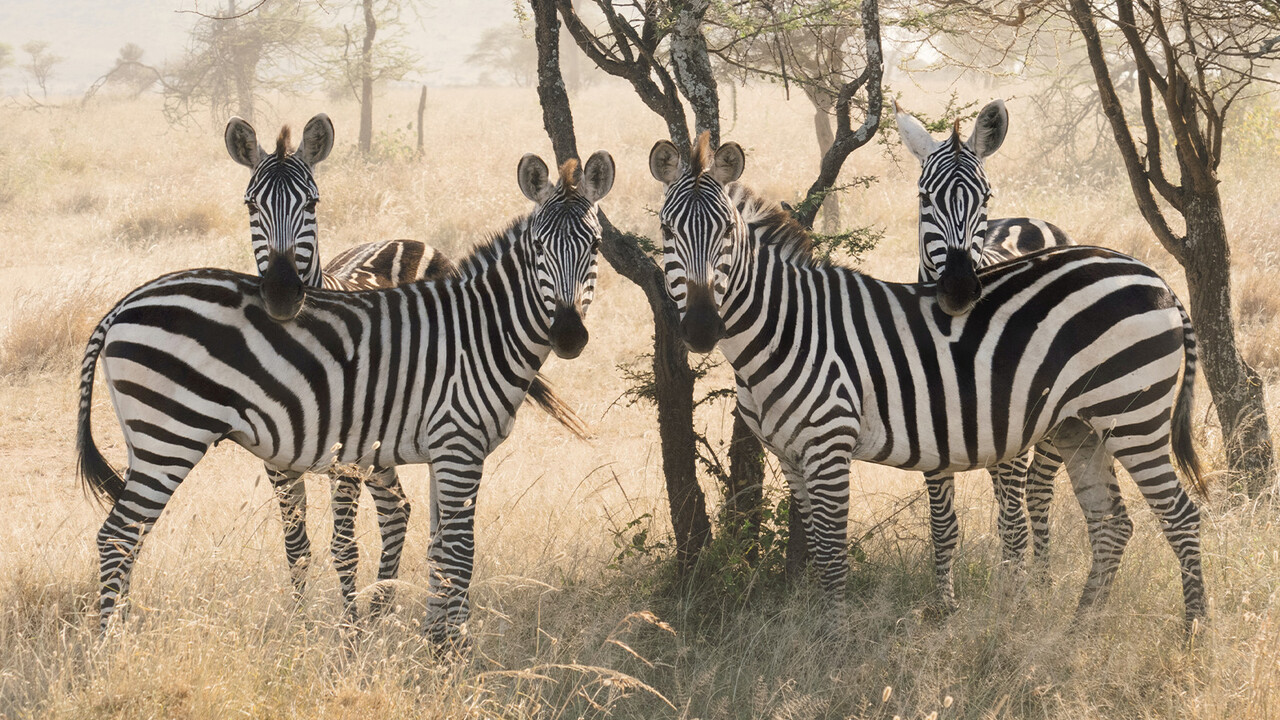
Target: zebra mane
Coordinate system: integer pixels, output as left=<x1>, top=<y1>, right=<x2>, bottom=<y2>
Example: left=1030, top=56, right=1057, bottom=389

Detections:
left=275, top=126, right=291, bottom=160
left=455, top=216, right=528, bottom=281
left=726, top=183, right=817, bottom=267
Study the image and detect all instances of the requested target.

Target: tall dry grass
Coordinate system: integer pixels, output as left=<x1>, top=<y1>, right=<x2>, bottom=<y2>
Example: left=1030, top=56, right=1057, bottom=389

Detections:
left=1, top=80, right=1279, bottom=718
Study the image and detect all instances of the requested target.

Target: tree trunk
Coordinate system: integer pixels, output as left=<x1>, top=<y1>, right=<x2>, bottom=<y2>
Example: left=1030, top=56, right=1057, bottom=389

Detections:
left=529, top=0, right=712, bottom=566
left=416, top=85, right=426, bottom=158
left=812, top=107, right=839, bottom=234
left=358, top=0, right=376, bottom=157
left=1182, top=190, right=1275, bottom=493
left=668, top=0, right=720, bottom=145
left=726, top=405, right=764, bottom=558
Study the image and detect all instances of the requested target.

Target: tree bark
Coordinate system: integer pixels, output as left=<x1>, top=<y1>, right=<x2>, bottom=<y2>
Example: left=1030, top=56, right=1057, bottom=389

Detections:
left=726, top=405, right=764, bottom=557
left=529, top=0, right=712, bottom=566
left=1182, top=189, right=1275, bottom=493
left=812, top=106, right=839, bottom=234
left=668, top=0, right=720, bottom=145
left=358, top=0, right=376, bottom=156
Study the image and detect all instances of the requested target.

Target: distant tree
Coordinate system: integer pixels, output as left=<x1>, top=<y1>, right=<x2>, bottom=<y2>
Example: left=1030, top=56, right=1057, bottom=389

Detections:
left=82, top=44, right=165, bottom=105
left=163, top=0, right=321, bottom=123
left=468, top=24, right=538, bottom=86
left=0, top=43, right=12, bottom=74
left=21, top=41, right=63, bottom=98
left=319, top=0, right=419, bottom=156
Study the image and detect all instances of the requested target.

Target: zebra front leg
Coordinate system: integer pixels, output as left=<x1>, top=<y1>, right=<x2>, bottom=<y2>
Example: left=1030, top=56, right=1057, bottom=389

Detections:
left=423, top=459, right=482, bottom=651
left=1025, top=444, right=1062, bottom=581
left=366, top=467, right=412, bottom=618
left=329, top=473, right=362, bottom=621
left=1053, top=421, right=1132, bottom=621
left=268, top=467, right=312, bottom=608
left=989, top=454, right=1030, bottom=572
left=923, top=472, right=960, bottom=613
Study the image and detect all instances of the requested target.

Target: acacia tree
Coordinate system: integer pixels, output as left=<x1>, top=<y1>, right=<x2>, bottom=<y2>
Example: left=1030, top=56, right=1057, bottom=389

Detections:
left=531, top=0, right=884, bottom=567
left=164, top=0, right=321, bottom=123
left=1065, top=0, right=1276, bottom=493
left=707, top=1, right=867, bottom=232
left=324, top=0, right=419, bottom=155
left=21, top=41, right=63, bottom=98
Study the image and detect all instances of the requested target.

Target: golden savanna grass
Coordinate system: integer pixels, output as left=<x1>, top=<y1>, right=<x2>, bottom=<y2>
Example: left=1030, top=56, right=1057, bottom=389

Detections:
left=2, top=79, right=1280, bottom=718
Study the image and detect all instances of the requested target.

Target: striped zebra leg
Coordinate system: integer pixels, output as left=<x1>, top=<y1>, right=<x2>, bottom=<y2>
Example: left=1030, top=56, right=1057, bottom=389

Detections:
left=1103, top=429, right=1206, bottom=629
left=1053, top=420, right=1133, bottom=619
left=329, top=475, right=362, bottom=619
left=989, top=453, right=1031, bottom=570
left=1025, top=444, right=1063, bottom=579
left=366, top=469, right=411, bottom=617
left=923, top=472, right=961, bottom=612
left=268, top=468, right=312, bottom=607
left=96, top=466, right=199, bottom=631
left=799, top=454, right=853, bottom=598
left=424, top=459, right=482, bottom=649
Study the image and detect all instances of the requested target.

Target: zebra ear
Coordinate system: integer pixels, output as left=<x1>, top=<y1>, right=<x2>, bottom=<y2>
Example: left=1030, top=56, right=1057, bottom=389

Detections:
left=225, top=117, right=263, bottom=168
left=518, top=154, right=552, bottom=202
left=709, top=142, right=745, bottom=185
left=296, top=113, right=334, bottom=166
left=649, top=140, right=682, bottom=184
left=895, top=105, right=938, bottom=163
left=581, top=151, right=615, bottom=203
left=967, top=99, right=1008, bottom=159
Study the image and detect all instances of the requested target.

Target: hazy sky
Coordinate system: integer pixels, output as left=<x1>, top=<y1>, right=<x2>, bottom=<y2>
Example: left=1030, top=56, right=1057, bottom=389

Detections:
left=0, top=0, right=522, bottom=96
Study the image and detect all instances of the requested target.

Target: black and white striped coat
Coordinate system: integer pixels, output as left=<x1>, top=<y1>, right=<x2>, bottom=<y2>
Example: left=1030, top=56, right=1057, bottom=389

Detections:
left=649, top=135, right=1206, bottom=630
left=897, top=100, right=1076, bottom=574
left=77, top=152, right=615, bottom=644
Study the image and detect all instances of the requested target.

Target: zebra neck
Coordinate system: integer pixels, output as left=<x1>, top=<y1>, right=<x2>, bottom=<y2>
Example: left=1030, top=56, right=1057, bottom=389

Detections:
left=716, top=233, right=776, bottom=370
left=457, top=236, right=555, bottom=377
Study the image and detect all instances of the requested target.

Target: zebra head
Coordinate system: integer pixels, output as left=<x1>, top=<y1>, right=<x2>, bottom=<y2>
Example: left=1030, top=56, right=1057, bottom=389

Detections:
left=897, top=99, right=1008, bottom=316
left=649, top=132, right=746, bottom=353
left=225, top=113, right=335, bottom=322
left=516, top=150, right=615, bottom=359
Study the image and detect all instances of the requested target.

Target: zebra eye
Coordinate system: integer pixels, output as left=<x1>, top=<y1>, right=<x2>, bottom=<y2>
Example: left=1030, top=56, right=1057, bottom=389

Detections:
left=591, top=237, right=601, bottom=252
left=245, top=199, right=258, bottom=212
left=305, top=198, right=319, bottom=212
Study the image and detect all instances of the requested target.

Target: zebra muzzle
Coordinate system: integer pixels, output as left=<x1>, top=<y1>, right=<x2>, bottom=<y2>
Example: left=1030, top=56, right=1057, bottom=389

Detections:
left=549, top=302, right=589, bottom=359
left=680, top=283, right=725, bottom=353
left=261, top=251, right=306, bottom=322
left=936, top=247, right=982, bottom=316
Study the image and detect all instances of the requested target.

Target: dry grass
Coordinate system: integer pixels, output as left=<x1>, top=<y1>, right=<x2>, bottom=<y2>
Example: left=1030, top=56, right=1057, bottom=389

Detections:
left=1, top=81, right=1279, bottom=719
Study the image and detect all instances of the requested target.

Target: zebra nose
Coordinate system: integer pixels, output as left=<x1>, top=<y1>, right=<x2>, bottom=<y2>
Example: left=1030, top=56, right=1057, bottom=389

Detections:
left=261, top=252, right=306, bottom=322
left=680, top=283, right=725, bottom=353
left=937, top=247, right=981, bottom=316
left=549, top=302, right=589, bottom=359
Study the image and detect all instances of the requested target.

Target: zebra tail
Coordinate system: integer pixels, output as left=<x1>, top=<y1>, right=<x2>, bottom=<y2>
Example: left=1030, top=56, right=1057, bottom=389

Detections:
left=1171, top=299, right=1206, bottom=498
left=527, top=374, right=593, bottom=441
left=76, top=310, right=126, bottom=507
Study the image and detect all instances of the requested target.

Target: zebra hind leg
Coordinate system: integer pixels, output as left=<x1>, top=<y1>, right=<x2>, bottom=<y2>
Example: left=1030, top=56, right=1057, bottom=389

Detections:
left=96, top=464, right=200, bottom=632
left=1052, top=420, right=1132, bottom=623
left=923, top=472, right=961, bottom=613
left=366, top=467, right=411, bottom=618
left=1025, top=444, right=1062, bottom=582
left=1102, top=426, right=1206, bottom=633
left=329, top=474, right=362, bottom=623
left=988, top=454, right=1031, bottom=572
left=268, top=467, right=312, bottom=609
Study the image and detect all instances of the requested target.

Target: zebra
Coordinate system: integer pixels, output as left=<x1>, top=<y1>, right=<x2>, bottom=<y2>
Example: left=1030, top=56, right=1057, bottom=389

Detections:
left=222, top=115, right=587, bottom=620
left=896, top=99, right=1075, bottom=575
left=76, top=149, right=615, bottom=645
left=648, top=133, right=1206, bottom=631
